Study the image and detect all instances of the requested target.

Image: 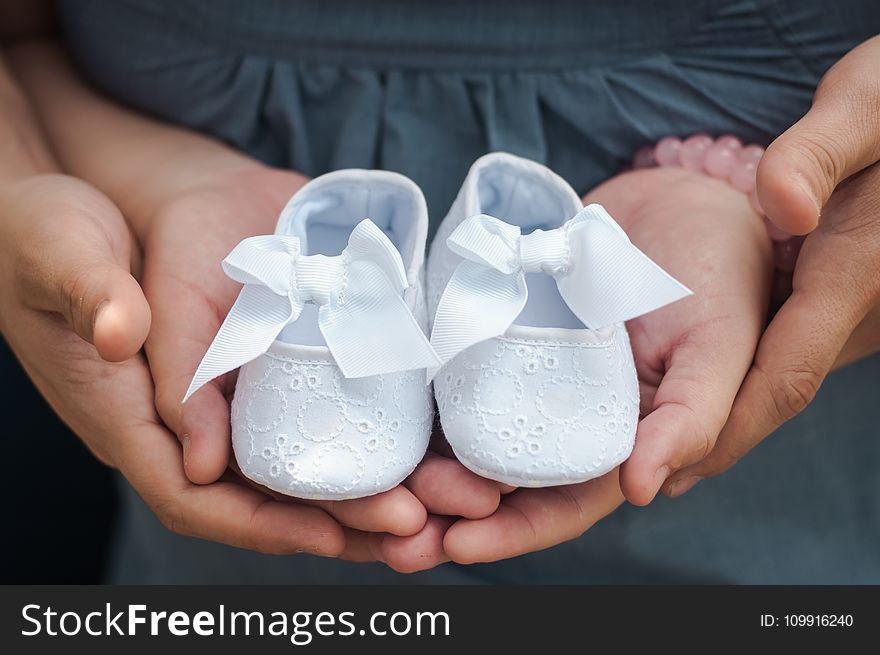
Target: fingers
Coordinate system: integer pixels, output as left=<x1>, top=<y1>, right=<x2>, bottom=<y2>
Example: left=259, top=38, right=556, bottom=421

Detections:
left=757, top=35, right=880, bottom=234
left=337, top=528, right=382, bottom=563
left=11, top=176, right=151, bottom=361
left=835, top=303, right=880, bottom=370
left=443, top=470, right=624, bottom=564
left=404, top=452, right=502, bottom=519
left=307, top=486, right=427, bottom=537
left=143, top=191, right=281, bottom=485
left=619, top=313, right=758, bottom=505
left=667, top=163, right=880, bottom=491
left=375, top=516, right=454, bottom=573
left=174, top=482, right=347, bottom=556
left=174, top=376, right=233, bottom=485
left=40, top=260, right=149, bottom=362
left=119, top=413, right=347, bottom=557
left=229, top=447, right=428, bottom=538
left=145, top=254, right=238, bottom=485
left=89, top=276, right=152, bottom=361
left=665, top=278, right=866, bottom=492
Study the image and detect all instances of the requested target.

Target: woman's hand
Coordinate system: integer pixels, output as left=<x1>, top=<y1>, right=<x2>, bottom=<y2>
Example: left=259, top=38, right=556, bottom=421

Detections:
left=143, top=164, right=507, bottom=570
left=665, top=35, right=880, bottom=493
left=142, top=165, right=428, bottom=537
left=441, top=166, right=773, bottom=563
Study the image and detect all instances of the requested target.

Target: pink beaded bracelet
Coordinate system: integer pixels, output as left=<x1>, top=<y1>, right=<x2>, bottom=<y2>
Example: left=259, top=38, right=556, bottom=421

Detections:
left=632, top=134, right=804, bottom=302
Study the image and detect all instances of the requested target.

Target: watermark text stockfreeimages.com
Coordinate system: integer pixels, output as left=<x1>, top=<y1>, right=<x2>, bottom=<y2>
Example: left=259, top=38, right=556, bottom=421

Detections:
left=21, top=603, right=450, bottom=645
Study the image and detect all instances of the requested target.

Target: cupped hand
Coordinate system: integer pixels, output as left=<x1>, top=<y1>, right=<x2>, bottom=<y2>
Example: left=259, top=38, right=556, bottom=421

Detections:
left=665, top=35, right=880, bottom=492
left=144, top=165, right=505, bottom=570
left=0, top=174, right=375, bottom=556
left=442, top=165, right=772, bottom=563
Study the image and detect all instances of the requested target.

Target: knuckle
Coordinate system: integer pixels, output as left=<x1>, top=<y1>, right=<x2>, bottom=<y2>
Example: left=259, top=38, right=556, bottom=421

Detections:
left=59, top=266, right=99, bottom=337
left=772, top=368, right=822, bottom=419
left=785, top=132, right=845, bottom=190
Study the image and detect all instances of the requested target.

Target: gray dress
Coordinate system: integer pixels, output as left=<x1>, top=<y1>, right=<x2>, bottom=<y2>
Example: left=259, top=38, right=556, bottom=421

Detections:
left=59, top=0, right=880, bottom=583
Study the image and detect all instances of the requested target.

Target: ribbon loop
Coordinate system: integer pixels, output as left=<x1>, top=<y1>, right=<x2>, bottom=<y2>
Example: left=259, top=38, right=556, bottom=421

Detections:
left=222, top=235, right=301, bottom=294
left=428, top=204, right=692, bottom=380
left=185, top=219, right=439, bottom=402
left=447, top=214, right=522, bottom=274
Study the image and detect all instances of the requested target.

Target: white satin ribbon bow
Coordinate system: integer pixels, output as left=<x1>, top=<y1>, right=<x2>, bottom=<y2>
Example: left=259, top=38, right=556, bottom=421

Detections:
left=185, top=219, right=439, bottom=402
left=428, top=203, right=692, bottom=380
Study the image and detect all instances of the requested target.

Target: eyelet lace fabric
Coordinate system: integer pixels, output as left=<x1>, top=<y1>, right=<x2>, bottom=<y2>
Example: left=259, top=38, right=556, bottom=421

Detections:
left=231, top=345, right=433, bottom=500
left=433, top=327, right=639, bottom=486
left=427, top=181, right=641, bottom=486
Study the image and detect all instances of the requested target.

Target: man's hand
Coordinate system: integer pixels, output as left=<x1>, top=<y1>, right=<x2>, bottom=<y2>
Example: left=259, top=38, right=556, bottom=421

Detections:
left=0, top=175, right=367, bottom=556
left=7, top=40, right=507, bottom=571
left=665, top=35, right=880, bottom=494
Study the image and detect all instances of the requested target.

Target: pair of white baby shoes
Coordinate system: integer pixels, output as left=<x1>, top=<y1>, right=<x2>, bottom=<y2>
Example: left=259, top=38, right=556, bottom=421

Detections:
left=185, top=153, right=690, bottom=500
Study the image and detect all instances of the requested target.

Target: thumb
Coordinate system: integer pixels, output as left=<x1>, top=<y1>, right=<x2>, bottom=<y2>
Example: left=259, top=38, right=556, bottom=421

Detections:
left=757, top=35, right=880, bottom=234
left=56, top=258, right=151, bottom=362
left=665, top=257, right=867, bottom=489
left=620, top=322, right=757, bottom=506
left=15, top=181, right=151, bottom=361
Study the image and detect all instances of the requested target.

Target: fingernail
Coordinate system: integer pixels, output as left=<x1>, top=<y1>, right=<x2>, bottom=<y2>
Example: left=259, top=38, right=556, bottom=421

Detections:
left=667, top=476, right=702, bottom=498
left=181, top=434, right=191, bottom=468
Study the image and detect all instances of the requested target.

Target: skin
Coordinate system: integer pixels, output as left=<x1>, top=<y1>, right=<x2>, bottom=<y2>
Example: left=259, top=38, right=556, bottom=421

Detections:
left=0, top=170, right=360, bottom=557
left=662, top=35, right=880, bottom=496
left=444, top=167, right=773, bottom=563
left=2, top=6, right=878, bottom=567
left=5, top=39, right=504, bottom=571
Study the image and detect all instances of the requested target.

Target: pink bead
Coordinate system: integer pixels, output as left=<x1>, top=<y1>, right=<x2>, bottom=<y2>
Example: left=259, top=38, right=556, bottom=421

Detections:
left=773, top=237, right=805, bottom=274
left=632, top=145, right=657, bottom=169
left=771, top=273, right=793, bottom=303
left=654, top=137, right=683, bottom=166
left=729, top=160, right=757, bottom=193
left=764, top=217, right=792, bottom=242
left=748, top=189, right=764, bottom=215
left=716, top=134, right=742, bottom=150
left=738, top=144, right=765, bottom=164
left=680, top=134, right=714, bottom=171
left=704, top=142, right=738, bottom=178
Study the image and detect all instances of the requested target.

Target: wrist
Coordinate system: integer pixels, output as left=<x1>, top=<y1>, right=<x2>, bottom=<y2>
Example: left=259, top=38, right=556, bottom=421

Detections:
left=630, top=134, right=801, bottom=307
left=0, top=104, right=58, bottom=192
left=0, top=51, right=59, bottom=191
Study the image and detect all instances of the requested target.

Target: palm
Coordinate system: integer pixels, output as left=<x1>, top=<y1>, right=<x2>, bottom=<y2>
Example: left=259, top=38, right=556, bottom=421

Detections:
left=442, top=167, right=773, bottom=563
left=142, top=166, right=503, bottom=569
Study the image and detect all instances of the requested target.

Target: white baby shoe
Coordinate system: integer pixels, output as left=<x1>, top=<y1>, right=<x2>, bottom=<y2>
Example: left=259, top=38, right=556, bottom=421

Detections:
left=427, top=152, right=691, bottom=487
left=186, top=170, right=439, bottom=500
